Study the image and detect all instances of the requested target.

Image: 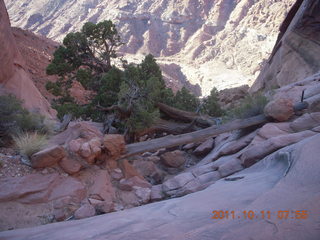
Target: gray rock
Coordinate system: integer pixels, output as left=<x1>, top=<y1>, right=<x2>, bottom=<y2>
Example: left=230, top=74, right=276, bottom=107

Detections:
left=193, top=138, right=214, bottom=156
left=218, top=158, right=243, bottom=177
left=197, top=171, right=221, bottom=184
left=74, top=204, right=96, bottom=219
left=162, top=172, right=195, bottom=193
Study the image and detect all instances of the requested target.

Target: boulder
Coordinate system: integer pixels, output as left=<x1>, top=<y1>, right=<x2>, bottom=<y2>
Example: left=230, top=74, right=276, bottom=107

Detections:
left=103, top=134, right=125, bottom=158
left=78, top=169, right=115, bottom=203
left=110, top=168, right=123, bottom=180
left=119, top=176, right=152, bottom=191
left=197, top=171, right=221, bottom=184
left=191, top=162, right=218, bottom=177
left=74, top=204, right=96, bottom=220
left=119, top=160, right=145, bottom=180
left=134, top=187, right=151, bottom=204
left=210, top=131, right=257, bottom=161
left=132, top=159, right=165, bottom=184
left=59, top=157, right=82, bottom=175
left=0, top=173, right=86, bottom=204
left=78, top=138, right=102, bottom=164
left=166, top=178, right=204, bottom=197
left=218, top=158, right=244, bottom=177
left=30, top=145, right=66, bottom=168
left=50, top=121, right=103, bottom=146
left=290, top=112, right=320, bottom=132
left=88, top=198, right=114, bottom=214
left=68, top=139, right=82, bottom=153
left=264, top=98, right=294, bottom=121
left=240, top=130, right=317, bottom=167
left=150, top=185, right=165, bottom=201
left=162, top=172, right=195, bottom=193
left=193, top=138, right=214, bottom=156
left=161, top=150, right=186, bottom=168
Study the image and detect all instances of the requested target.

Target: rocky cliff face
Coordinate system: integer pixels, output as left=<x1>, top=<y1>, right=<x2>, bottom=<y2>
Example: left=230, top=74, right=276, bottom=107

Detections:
left=4, top=0, right=295, bottom=95
left=250, top=0, right=320, bottom=93
left=0, top=0, right=55, bottom=118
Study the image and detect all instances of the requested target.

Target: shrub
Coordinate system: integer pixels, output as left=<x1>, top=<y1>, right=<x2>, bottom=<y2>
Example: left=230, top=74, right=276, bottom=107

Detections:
left=45, top=81, right=62, bottom=96
left=0, top=95, right=52, bottom=146
left=225, top=92, right=268, bottom=120
left=172, top=87, right=200, bottom=112
left=13, top=132, right=48, bottom=158
left=201, top=87, right=224, bottom=117
left=76, top=69, right=93, bottom=89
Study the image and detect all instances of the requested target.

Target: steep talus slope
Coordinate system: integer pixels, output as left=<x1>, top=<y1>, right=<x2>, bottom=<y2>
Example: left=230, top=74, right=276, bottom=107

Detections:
left=250, top=0, right=320, bottom=92
left=0, top=0, right=55, bottom=118
left=11, top=27, right=59, bottom=102
left=4, top=0, right=295, bottom=95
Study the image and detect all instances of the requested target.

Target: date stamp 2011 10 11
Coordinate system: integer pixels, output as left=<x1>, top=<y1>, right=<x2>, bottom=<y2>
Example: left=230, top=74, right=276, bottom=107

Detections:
left=211, top=210, right=308, bottom=220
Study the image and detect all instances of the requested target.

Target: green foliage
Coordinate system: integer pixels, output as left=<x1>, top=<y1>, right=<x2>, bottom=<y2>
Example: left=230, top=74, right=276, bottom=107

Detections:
left=52, top=102, right=84, bottom=120
left=172, top=87, right=200, bottom=112
left=226, top=92, right=268, bottom=120
left=46, top=46, right=76, bottom=76
left=0, top=95, right=52, bottom=146
left=45, top=81, right=62, bottom=96
left=13, top=132, right=48, bottom=157
left=201, top=88, right=224, bottom=117
left=117, top=54, right=168, bottom=132
left=76, top=69, right=93, bottom=89
left=47, top=20, right=122, bottom=76
left=92, top=67, right=123, bottom=108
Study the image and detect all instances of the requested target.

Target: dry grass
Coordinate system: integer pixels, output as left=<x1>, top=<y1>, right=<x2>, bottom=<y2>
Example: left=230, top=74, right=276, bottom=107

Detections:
left=13, top=132, right=48, bottom=158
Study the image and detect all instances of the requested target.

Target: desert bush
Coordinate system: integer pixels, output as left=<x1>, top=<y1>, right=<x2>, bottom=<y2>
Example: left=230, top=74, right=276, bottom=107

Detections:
left=225, top=92, right=268, bottom=120
left=45, top=81, right=63, bottom=96
left=172, top=87, right=200, bottom=112
left=0, top=95, right=52, bottom=146
left=13, top=132, right=48, bottom=157
left=201, top=87, right=224, bottom=117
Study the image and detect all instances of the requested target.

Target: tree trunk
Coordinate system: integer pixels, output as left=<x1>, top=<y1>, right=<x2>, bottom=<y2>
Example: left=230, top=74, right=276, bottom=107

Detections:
left=135, top=119, right=201, bottom=138
left=123, top=114, right=268, bottom=158
left=156, top=102, right=215, bottom=127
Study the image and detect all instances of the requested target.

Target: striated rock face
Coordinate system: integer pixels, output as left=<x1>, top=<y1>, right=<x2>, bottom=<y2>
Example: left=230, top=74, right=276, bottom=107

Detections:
left=4, top=0, right=295, bottom=95
left=0, top=0, right=55, bottom=118
left=250, top=0, right=320, bottom=93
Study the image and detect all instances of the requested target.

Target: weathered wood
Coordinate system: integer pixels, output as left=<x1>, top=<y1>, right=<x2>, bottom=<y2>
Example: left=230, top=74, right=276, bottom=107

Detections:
left=136, top=119, right=200, bottom=137
left=122, top=114, right=268, bottom=158
left=156, top=102, right=215, bottom=127
left=56, top=114, right=72, bottom=132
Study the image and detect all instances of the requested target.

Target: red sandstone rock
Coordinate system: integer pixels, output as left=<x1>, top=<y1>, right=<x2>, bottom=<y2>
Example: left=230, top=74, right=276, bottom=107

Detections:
left=264, top=98, right=294, bottom=121
left=103, top=134, right=125, bottom=158
left=59, top=157, right=82, bottom=175
left=30, top=145, right=66, bottom=168
left=0, top=1, right=55, bottom=118
left=161, top=150, right=186, bottom=168
left=74, top=204, right=96, bottom=220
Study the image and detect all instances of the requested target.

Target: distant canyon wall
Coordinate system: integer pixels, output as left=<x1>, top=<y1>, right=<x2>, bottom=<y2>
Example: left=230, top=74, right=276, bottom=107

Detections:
left=4, top=0, right=295, bottom=95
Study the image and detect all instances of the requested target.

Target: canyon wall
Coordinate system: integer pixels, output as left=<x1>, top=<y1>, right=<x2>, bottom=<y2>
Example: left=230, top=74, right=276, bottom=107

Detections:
left=250, top=0, right=320, bottom=93
left=0, top=0, right=55, bottom=118
left=4, top=0, right=295, bottom=95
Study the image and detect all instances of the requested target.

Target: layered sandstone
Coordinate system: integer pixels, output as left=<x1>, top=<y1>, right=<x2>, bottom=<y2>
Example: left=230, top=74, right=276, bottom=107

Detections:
left=4, top=0, right=295, bottom=95
left=0, top=0, right=55, bottom=118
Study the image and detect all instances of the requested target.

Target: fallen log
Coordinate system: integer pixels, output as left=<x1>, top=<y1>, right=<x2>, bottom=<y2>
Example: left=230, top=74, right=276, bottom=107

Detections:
left=122, top=99, right=310, bottom=158
left=122, top=114, right=268, bottom=158
left=136, top=119, right=201, bottom=138
left=156, top=102, right=215, bottom=127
